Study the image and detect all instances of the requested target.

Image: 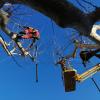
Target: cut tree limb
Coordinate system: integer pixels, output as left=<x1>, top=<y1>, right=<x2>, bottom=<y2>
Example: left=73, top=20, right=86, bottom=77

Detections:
left=90, top=25, right=100, bottom=42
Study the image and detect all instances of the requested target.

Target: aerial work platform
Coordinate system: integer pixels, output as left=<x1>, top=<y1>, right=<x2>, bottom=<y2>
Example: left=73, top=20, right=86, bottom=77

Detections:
left=63, top=70, right=76, bottom=92
left=63, top=63, right=100, bottom=92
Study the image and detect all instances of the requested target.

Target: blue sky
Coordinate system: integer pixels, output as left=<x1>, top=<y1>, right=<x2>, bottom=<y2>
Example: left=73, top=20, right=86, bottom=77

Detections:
left=0, top=0, right=100, bottom=100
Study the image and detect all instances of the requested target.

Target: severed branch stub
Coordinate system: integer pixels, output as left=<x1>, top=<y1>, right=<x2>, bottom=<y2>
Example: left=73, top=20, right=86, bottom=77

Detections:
left=90, top=25, right=100, bottom=42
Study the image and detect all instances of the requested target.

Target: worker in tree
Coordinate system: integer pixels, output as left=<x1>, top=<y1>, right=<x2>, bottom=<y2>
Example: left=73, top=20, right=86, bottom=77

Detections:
left=80, top=48, right=100, bottom=67
left=16, top=26, right=40, bottom=47
left=18, top=26, right=40, bottom=40
left=11, top=26, right=40, bottom=51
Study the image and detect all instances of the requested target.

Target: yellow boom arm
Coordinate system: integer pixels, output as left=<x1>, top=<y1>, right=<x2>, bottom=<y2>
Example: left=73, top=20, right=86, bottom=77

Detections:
left=76, top=64, right=100, bottom=82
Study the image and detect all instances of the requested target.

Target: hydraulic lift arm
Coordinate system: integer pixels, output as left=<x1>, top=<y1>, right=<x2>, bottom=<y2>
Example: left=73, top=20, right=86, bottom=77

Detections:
left=76, top=63, right=100, bottom=82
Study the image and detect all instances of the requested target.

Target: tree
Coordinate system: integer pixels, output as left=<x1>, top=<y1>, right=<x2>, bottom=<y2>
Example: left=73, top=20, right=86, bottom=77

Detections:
left=0, top=0, right=100, bottom=44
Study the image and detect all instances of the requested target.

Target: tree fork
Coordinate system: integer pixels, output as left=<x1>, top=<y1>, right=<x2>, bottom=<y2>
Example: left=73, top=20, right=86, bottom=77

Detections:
left=0, top=0, right=100, bottom=44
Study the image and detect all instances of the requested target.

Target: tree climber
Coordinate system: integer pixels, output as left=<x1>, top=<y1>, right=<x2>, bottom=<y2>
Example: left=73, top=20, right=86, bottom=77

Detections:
left=12, top=26, right=40, bottom=48
left=17, top=26, right=40, bottom=39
